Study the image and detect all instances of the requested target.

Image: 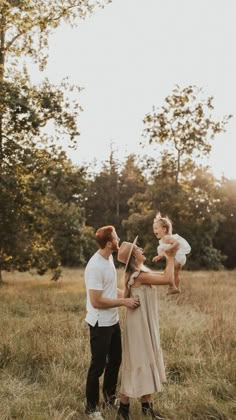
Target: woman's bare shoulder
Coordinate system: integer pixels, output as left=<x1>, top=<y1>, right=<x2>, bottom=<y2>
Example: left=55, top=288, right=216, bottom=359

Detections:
left=132, top=269, right=157, bottom=286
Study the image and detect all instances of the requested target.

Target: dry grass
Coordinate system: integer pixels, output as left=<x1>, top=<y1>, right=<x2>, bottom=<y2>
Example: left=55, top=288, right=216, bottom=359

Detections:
left=0, top=269, right=235, bottom=419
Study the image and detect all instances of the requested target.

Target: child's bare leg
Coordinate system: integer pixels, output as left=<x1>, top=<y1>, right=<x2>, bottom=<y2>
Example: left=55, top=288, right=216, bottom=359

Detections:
left=167, top=259, right=181, bottom=295
left=174, top=262, right=181, bottom=290
left=165, top=245, right=179, bottom=292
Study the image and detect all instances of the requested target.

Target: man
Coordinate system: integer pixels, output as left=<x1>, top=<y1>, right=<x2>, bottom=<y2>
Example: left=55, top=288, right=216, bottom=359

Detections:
left=84, top=225, right=140, bottom=419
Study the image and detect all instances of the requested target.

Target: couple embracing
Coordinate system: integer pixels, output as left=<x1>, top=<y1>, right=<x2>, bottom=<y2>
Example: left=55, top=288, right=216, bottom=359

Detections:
left=84, top=225, right=178, bottom=420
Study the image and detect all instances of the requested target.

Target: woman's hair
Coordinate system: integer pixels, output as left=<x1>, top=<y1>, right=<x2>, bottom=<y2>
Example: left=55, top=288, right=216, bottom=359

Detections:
left=153, top=212, right=173, bottom=235
left=124, top=252, right=150, bottom=297
left=95, top=225, right=116, bottom=249
left=124, top=272, right=131, bottom=298
left=124, top=253, right=139, bottom=297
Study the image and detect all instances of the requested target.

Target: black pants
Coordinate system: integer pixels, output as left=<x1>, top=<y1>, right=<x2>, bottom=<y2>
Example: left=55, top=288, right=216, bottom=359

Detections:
left=85, top=321, right=122, bottom=413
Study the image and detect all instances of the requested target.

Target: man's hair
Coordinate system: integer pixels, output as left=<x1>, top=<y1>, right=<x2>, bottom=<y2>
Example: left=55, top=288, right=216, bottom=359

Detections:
left=96, top=225, right=116, bottom=249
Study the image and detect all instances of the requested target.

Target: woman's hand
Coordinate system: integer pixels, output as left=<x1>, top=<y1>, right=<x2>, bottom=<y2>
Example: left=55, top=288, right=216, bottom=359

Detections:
left=165, top=242, right=179, bottom=258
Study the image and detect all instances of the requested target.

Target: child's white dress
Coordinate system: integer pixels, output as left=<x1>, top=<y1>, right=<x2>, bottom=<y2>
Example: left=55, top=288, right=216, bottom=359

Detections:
left=158, top=233, right=191, bottom=266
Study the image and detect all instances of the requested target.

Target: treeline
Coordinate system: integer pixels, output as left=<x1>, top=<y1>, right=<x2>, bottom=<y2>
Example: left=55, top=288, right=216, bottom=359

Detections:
left=1, top=145, right=236, bottom=279
left=0, top=1, right=236, bottom=281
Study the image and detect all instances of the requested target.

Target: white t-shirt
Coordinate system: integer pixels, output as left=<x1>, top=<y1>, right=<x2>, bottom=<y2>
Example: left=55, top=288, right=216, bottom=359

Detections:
left=84, top=251, right=119, bottom=327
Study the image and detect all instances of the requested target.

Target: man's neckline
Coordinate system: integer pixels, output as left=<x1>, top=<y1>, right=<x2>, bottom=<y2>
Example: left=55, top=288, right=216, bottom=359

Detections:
left=97, top=250, right=112, bottom=261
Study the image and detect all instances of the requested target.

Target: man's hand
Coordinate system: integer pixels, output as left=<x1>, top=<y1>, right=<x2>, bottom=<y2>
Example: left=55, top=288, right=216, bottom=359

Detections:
left=124, top=296, right=140, bottom=309
left=89, top=289, right=140, bottom=309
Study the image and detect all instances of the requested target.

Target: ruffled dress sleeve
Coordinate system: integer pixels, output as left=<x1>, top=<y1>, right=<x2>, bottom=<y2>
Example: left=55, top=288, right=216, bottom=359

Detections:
left=127, top=271, right=140, bottom=288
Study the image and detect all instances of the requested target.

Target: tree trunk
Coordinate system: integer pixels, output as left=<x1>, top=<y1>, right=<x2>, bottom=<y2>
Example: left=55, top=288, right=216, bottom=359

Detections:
left=0, top=16, right=5, bottom=285
left=175, top=150, right=181, bottom=186
left=0, top=13, right=5, bottom=160
left=0, top=13, right=4, bottom=80
left=116, top=179, right=120, bottom=221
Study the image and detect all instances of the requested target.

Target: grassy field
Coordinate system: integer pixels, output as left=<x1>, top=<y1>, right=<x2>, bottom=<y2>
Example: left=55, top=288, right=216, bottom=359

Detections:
left=0, top=269, right=235, bottom=420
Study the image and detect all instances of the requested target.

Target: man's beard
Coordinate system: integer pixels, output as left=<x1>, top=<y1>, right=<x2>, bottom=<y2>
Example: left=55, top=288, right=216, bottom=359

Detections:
left=111, top=243, right=119, bottom=253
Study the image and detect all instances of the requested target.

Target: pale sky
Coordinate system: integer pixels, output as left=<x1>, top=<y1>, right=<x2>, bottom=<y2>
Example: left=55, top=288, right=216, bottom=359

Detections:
left=34, top=0, right=236, bottom=178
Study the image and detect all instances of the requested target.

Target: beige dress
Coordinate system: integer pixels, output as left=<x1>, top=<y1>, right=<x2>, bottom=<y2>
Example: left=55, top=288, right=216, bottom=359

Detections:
left=120, top=271, right=167, bottom=398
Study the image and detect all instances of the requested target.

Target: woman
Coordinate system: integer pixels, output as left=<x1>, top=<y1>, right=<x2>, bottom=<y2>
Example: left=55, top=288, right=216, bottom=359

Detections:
left=116, top=236, right=178, bottom=420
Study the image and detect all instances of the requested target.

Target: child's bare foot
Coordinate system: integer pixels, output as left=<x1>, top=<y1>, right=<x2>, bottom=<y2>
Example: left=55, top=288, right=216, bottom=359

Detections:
left=167, top=286, right=181, bottom=295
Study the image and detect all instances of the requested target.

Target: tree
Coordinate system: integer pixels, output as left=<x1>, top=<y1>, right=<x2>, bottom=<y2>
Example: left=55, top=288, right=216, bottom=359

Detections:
left=180, top=168, right=226, bottom=269
left=0, top=0, right=111, bottom=75
left=0, top=0, right=112, bottom=281
left=123, top=154, right=226, bottom=269
left=142, top=85, right=232, bottom=185
left=41, top=153, right=95, bottom=267
left=0, top=146, right=60, bottom=278
left=84, top=153, right=148, bottom=241
left=0, top=0, right=112, bottom=142
left=0, top=146, right=90, bottom=279
left=214, top=178, right=236, bottom=269
left=117, top=154, right=147, bottom=235
left=84, top=150, right=121, bottom=230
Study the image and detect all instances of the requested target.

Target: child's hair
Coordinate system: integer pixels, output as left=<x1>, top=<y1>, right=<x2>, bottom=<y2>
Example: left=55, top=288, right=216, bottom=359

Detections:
left=153, top=212, right=173, bottom=234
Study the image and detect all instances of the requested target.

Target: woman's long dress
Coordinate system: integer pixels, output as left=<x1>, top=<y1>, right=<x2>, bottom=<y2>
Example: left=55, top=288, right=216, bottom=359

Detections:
left=120, top=271, right=167, bottom=398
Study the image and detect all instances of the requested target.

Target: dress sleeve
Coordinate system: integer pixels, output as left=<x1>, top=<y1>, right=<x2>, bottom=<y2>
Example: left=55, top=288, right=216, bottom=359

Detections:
left=127, top=271, right=140, bottom=287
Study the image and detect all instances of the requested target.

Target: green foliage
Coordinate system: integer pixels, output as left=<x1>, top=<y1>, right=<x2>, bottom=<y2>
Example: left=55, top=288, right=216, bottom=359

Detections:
left=84, top=152, right=121, bottom=229
left=119, top=154, right=148, bottom=225
left=0, top=0, right=235, bottom=274
left=182, top=169, right=226, bottom=269
left=0, top=146, right=89, bottom=274
left=50, top=202, right=96, bottom=266
left=214, top=178, right=236, bottom=268
left=0, top=0, right=112, bottom=279
left=0, top=0, right=111, bottom=71
left=85, top=152, right=147, bottom=239
left=0, top=76, right=82, bottom=152
left=143, top=85, right=232, bottom=184
left=123, top=161, right=227, bottom=270
left=198, top=246, right=225, bottom=270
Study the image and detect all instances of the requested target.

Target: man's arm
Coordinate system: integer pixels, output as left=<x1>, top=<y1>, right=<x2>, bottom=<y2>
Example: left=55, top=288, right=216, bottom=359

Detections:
left=89, top=289, right=140, bottom=309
